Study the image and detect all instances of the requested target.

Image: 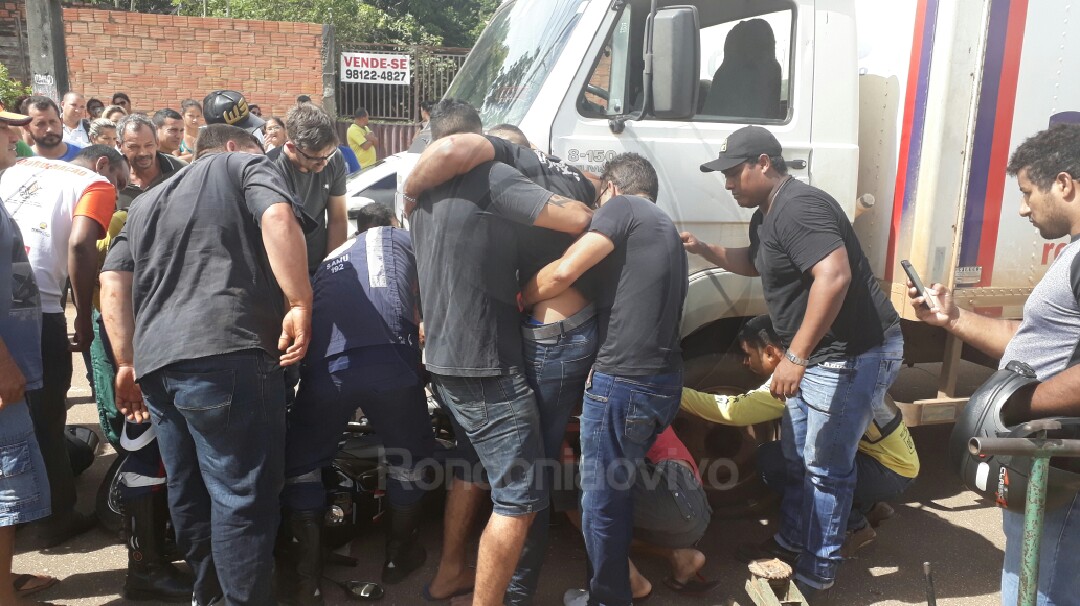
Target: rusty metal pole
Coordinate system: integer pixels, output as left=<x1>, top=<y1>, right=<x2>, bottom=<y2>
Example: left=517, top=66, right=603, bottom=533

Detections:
left=1017, top=452, right=1049, bottom=606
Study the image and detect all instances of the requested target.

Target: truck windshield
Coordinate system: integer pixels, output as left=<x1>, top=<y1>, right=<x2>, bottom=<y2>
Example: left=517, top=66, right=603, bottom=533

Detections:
left=444, top=0, right=584, bottom=126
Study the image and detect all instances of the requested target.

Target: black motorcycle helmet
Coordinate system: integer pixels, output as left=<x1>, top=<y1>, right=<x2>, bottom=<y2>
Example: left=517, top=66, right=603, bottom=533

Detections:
left=950, top=360, right=1080, bottom=512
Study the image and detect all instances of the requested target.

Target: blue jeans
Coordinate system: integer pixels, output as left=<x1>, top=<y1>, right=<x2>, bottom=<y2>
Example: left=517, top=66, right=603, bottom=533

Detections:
left=777, top=325, right=903, bottom=590
left=0, top=400, right=51, bottom=527
left=507, top=315, right=598, bottom=606
left=284, top=345, right=436, bottom=511
left=432, top=372, right=547, bottom=516
left=580, top=369, right=683, bottom=606
left=758, top=440, right=914, bottom=531
left=141, top=350, right=286, bottom=606
left=1002, top=492, right=1080, bottom=605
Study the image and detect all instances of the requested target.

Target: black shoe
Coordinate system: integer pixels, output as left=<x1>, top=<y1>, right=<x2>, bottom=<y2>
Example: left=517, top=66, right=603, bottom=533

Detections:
left=383, top=537, right=427, bottom=584
left=736, top=537, right=800, bottom=565
left=39, top=511, right=97, bottom=548
left=794, top=579, right=835, bottom=605
left=123, top=492, right=194, bottom=603
left=281, top=510, right=325, bottom=606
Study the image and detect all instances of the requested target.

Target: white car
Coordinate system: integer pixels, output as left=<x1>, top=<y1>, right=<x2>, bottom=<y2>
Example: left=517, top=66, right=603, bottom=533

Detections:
left=344, top=151, right=419, bottom=233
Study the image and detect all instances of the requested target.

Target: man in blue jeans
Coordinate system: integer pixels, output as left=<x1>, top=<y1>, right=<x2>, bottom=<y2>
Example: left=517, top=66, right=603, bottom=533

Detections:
left=403, top=122, right=599, bottom=605
left=523, top=153, right=688, bottom=606
left=907, top=124, right=1080, bottom=605
left=101, top=124, right=313, bottom=606
left=682, top=126, right=902, bottom=599
left=407, top=100, right=593, bottom=606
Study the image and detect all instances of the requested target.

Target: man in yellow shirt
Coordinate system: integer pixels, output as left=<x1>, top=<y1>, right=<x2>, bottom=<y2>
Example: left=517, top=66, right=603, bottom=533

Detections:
left=680, top=315, right=919, bottom=557
left=347, top=108, right=378, bottom=169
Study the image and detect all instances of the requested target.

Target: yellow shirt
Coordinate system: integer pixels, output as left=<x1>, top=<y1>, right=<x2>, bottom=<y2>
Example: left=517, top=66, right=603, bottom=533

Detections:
left=347, top=123, right=377, bottom=169
left=680, top=382, right=920, bottom=479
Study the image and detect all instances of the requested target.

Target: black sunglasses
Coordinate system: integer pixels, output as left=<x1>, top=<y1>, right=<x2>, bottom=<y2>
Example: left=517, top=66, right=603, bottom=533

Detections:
left=290, top=142, right=333, bottom=163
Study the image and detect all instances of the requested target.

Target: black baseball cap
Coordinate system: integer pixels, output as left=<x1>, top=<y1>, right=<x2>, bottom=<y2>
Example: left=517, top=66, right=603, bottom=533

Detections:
left=700, top=125, right=783, bottom=173
left=202, top=90, right=265, bottom=132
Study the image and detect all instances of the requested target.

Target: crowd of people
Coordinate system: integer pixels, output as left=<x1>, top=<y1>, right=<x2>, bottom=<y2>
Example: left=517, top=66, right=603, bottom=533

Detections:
left=0, top=83, right=1076, bottom=606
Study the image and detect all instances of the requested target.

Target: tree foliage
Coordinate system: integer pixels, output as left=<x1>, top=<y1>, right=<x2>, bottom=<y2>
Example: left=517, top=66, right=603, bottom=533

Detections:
left=0, top=63, right=31, bottom=110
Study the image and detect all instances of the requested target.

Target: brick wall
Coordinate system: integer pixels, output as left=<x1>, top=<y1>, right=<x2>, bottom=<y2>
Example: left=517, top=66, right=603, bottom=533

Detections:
left=63, top=7, right=323, bottom=118
left=0, top=1, right=28, bottom=85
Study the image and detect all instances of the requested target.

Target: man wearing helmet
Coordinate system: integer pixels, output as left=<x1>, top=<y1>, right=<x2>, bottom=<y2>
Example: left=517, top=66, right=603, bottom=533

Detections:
left=908, top=123, right=1080, bottom=605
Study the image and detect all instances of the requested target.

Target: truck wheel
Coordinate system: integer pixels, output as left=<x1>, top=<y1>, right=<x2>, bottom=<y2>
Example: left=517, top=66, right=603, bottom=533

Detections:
left=678, top=351, right=780, bottom=518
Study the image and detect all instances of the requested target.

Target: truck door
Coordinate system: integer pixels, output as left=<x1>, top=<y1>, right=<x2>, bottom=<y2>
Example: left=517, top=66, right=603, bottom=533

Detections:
left=549, top=0, right=818, bottom=336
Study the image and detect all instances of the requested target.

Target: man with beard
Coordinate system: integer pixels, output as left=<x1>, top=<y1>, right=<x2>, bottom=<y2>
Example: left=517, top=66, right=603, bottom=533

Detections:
left=0, top=145, right=130, bottom=548
left=116, top=114, right=187, bottom=210
left=152, top=109, right=185, bottom=157
left=19, top=96, right=82, bottom=162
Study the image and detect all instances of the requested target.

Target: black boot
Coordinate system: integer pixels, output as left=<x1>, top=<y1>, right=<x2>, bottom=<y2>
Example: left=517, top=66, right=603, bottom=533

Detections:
left=123, top=491, right=194, bottom=603
left=282, top=509, right=325, bottom=606
left=382, top=502, right=427, bottom=584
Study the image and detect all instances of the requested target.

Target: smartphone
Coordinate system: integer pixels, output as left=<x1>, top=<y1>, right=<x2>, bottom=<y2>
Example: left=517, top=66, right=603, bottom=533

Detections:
left=901, top=260, right=938, bottom=310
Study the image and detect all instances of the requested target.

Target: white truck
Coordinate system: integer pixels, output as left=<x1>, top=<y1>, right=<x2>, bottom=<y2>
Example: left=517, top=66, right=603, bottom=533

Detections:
left=345, top=0, right=1079, bottom=506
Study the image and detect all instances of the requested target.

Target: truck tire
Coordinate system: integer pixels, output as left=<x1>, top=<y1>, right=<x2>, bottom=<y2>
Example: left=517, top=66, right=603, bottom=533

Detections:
left=678, top=351, right=780, bottom=518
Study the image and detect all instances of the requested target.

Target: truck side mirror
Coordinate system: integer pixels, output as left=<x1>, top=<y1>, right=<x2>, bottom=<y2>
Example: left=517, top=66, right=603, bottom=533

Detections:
left=649, top=6, right=699, bottom=120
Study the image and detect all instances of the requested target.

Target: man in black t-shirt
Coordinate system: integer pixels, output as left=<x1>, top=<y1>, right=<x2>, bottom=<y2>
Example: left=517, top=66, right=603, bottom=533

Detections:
left=405, top=99, right=594, bottom=605
left=523, top=153, right=688, bottom=606
left=681, top=126, right=902, bottom=598
left=101, top=124, right=313, bottom=606
left=404, top=123, right=599, bottom=604
left=263, top=103, right=348, bottom=273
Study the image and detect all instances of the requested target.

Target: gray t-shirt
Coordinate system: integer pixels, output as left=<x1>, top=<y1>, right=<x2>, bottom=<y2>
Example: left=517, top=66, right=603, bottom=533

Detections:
left=588, top=195, right=688, bottom=375
left=268, top=147, right=347, bottom=272
left=1001, top=236, right=1080, bottom=379
left=0, top=201, right=42, bottom=390
left=102, top=152, right=302, bottom=379
left=410, top=161, right=552, bottom=377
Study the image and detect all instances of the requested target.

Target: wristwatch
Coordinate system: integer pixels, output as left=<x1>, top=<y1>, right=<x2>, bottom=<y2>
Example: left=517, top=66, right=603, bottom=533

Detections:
left=785, top=350, right=809, bottom=367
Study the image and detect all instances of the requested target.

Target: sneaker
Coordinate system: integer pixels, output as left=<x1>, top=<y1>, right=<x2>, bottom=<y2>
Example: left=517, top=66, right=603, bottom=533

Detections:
left=794, top=579, right=835, bottom=605
left=736, top=536, right=800, bottom=565
left=865, top=502, right=895, bottom=528
left=563, top=588, right=589, bottom=606
left=840, top=524, right=876, bottom=558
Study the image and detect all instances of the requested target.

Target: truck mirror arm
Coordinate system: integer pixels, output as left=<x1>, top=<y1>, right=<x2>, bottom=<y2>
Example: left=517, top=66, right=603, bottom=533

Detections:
left=609, top=0, right=659, bottom=135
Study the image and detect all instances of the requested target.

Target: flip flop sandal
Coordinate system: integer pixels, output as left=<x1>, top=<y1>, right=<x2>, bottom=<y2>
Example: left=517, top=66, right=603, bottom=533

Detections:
left=13, top=573, right=60, bottom=598
left=663, top=575, right=720, bottom=597
left=324, top=578, right=385, bottom=602
left=421, top=583, right=474, bottom=602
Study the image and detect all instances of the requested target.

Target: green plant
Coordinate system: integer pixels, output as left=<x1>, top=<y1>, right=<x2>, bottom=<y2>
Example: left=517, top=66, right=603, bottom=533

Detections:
left=0, top=63, right=31, bottom=110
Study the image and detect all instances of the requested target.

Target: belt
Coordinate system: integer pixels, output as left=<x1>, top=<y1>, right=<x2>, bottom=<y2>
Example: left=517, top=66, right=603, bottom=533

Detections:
left=523, top=304, right=596, bottom=340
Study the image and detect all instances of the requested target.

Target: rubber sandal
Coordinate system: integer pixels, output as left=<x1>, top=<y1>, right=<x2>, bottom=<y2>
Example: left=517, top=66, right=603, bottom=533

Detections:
left=13, top=573, right=59, bottom=598
left=342, top=581, right=385, bottom=601
left=663, top=575, right=720, bottom=597
left=422, top=583, right=474, bottom=602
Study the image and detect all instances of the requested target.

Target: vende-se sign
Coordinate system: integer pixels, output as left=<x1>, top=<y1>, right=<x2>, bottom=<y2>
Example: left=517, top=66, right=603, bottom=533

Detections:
left=341, top=52, right=411, bottom=84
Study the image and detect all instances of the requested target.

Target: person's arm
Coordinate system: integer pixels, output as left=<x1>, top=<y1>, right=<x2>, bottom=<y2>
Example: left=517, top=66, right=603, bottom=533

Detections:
left=402, top=133, right=495, bottom=200
left=325, top=194, right=347, bottom=255
left=770, top=246, right=851, bottom=399
left=0, top=337, right=26, bottom=410
left=260, top=203, right=314, bottom=366
left=100, top=269, right=148, bottom=423
left=361, top=127, right=378, bottom=150
left=680, top=232, right=759, bottom=277
left=680, top=384, right=785, bottom=426
left=68, top=215, right=103, bottom=352
left=522, top=232, right=614, bottom=306
left=908, top=282, right=1019, bottom=359
left=1023, top=365, right=1080, bottom=418
left=532, top=194, right=592, bottom=235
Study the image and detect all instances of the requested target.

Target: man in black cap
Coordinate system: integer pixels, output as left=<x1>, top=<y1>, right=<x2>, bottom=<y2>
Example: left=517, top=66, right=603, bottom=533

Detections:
left=203, top=89, right=266, bottom=147
left=680, top=125, right=901, bottom=599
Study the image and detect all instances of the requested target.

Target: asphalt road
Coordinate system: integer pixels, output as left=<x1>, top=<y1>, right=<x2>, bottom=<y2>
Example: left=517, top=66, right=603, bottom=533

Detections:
left=14, top=352, right=1007, bottom=606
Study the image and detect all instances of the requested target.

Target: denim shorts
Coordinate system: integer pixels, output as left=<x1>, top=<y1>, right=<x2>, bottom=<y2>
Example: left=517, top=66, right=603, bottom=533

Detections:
left=432, top=372, right=547, bottom=516
left=0, top=400, right=52, bottom=526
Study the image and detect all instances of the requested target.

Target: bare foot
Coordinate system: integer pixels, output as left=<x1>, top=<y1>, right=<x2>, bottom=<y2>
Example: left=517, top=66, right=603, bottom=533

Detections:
left=628, top=559, right=653, bottom=599
left=449, top=591, right=474, bottom=606
left=669, top=548, right=706, bottom=583
left=427, top=566, right=476, bottom=600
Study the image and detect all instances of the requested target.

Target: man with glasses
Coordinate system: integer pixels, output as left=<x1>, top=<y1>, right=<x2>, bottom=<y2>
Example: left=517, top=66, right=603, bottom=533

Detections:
left=111, top=92, right=132, bottom=113
left=267, top=102, right=347, bottom=274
